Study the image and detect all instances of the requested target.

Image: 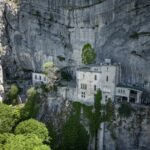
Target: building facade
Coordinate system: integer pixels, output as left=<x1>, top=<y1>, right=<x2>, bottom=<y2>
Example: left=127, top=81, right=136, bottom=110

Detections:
left=76, top=59, right=121, bottom=104
left=115, top=85, right=143, bottom=104
left=32, top=73, right=49, bottom=85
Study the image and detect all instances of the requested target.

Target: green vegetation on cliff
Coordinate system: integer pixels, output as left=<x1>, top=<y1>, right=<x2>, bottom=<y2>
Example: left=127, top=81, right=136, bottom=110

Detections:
left=81, top=43, right=96, bottom=64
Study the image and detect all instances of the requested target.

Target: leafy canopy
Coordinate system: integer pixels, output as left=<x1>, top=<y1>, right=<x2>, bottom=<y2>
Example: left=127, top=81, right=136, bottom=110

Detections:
left=15, top=119, right=49, bottom=143
left=0, top=103, right=20, bottom=133
left=81, top=43, right=96, bottom=64
left=7, top=84, right=19, bottom=105
left=118, top=103, right=134, bottom=118
left=62, top=115, right=89, bottom=150
left=43, top=61, right=60, bottom=90
left=1, top=134, right=50, bottom=150
left=21, top=87, right=39, bottom=119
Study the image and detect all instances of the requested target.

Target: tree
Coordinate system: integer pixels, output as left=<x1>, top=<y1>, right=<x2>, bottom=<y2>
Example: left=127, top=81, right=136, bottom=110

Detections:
left=43, top=61, right=60, bottom=90
left=21, top=87, right=39, bottom=119
left=62, top=116, right=89, bottom=150
left=7, top=84, right=19, bottom=105
left=2, top=134, right=51, bottom=150
left=105, top=99, right=114, bottom=122
left=15, top=119, right=50, bottom=143
left=94, top=89, right=102, bottom=150
left=118, top=103, right=133, bottom=118
left=81, top=43, right=96, bottom=64
left=0, top=103, right=20, bottom=133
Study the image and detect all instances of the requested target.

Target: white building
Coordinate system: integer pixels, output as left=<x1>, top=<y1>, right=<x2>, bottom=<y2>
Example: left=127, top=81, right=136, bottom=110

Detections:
left=32, top=72, right=49, bottom=85
left=115, top=85, right=143, bottom=104
left=76, top=59, right=121, bottom=104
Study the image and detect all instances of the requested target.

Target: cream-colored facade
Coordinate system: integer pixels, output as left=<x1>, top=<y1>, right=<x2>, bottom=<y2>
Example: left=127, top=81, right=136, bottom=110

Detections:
left=115, top=86, right=143, bottom=104
left=32, top=73, right=49, bottom=85
left=76, top=59, right=120, bottom=104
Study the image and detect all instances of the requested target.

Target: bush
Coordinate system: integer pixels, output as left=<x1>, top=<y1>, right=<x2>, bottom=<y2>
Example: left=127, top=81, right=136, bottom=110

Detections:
left=21, top=87, right=39, bottom=119
left=81, top=43, right=96, bottom=64
left=7, top=84, right=19, bottom=105
left=62, top=116, right=89, bottom=150
left=15, top=119, right=50, bottom=143
left=0, top=103, right=20, bottom=133
left=3, top=134, right=51, bottom=150
left=118, top=103, right=134, bottom=118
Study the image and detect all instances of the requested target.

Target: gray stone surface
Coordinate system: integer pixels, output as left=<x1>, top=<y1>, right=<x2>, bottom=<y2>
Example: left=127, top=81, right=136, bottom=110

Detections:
left=1, top=0, right=150, bottom=89
left=1, top=0, right=150, bottom=149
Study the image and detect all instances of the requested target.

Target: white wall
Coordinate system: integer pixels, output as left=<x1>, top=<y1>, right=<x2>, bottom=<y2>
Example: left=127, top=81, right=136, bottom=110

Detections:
left=76, top=64, right=120, bottom=104
left=32, top=73, right=49, bottom=85
left=115, top=87, right=130, bottom=102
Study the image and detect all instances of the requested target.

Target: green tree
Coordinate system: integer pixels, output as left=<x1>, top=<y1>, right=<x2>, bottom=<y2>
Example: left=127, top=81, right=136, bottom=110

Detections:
left=104, top=99, right=114, bottom=122
left=15, top=119, right=49, bottom=143
left=7, top=84, right=19, bottom=105
left=43, top=61, right=60, bottom=90
left=94, top=89, right=102, bottom=150
left=3, top=134, right=51, bottom=150
left=0, top=103, right=20, bottom=133
left=81, top=43, right=96, bottom=64
left=62, top=116, right=89, bottom=150
left=118, top=103, right=133, bottom=118
left=21, top=87, right=39, bottom=119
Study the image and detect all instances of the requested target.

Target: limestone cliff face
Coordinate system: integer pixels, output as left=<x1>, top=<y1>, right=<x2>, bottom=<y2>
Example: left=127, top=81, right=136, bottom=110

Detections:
left=1, top=0, right=150, bottom=88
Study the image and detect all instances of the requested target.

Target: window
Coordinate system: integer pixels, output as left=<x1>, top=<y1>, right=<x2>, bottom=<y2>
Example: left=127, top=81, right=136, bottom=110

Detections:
left=35, top=75, right=37, bottom=80
left=39, top=76, right=41, bottom=80
left=94, top=75, right=97, bottom=80
left=105, top=95, right=108, bottom=101
left=81, top=92, right=85, bottom=98
left=81, top=84, right=87, bottom=90
left=44, top=77, right=46, bottom=81
left=106, top=76, right=108, bottom=82
left=94, top=85, right=97, bottom=91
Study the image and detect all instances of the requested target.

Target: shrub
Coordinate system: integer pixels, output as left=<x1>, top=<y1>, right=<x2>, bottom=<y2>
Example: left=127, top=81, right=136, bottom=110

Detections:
left=0, top=103, right=20, bottom=133
left=21, top=87, right=39, bottom=119
left=118, top=103, right=134, bottom=118
left=81, top=43, right=96, bottom=64
left=3, top=134, right=51, bottom=150
left=15, top=119, right=50, bottom=143
left=7, top=84, right=19, bottom=105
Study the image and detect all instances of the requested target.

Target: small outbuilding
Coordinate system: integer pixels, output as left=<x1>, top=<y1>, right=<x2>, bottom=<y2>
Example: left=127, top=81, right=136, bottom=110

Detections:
left=115, top=85, right=143, bottom=104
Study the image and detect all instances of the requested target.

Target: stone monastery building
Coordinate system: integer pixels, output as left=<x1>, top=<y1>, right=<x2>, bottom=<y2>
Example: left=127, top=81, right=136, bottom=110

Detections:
left=76, top=59, right=143, bottom=104
left=76, top=59, right=121, bottom=104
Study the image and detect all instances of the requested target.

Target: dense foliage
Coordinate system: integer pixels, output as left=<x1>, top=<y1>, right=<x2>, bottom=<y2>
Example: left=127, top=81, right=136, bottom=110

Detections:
left=81, top=43, right=96, bottom=64
left=0, top=103, right=20, bottom=133
left=21, top=87, right=40, bottom=119
left=0, top=103, right=51, bottom=150
left=7, top=84, right=19, bottom=105
left=43, top=61, right=60, bottom=90
left=15, top=119, right=50, bottom=143
left=62, top=116, right=89, bottom=150
left=118, top=103, right=134, bottom=118
left=0, top=134, right=50, bottom=150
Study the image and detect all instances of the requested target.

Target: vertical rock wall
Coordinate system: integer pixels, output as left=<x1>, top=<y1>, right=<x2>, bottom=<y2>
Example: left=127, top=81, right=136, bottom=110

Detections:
left=1, top=0, right=150, bottom=85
